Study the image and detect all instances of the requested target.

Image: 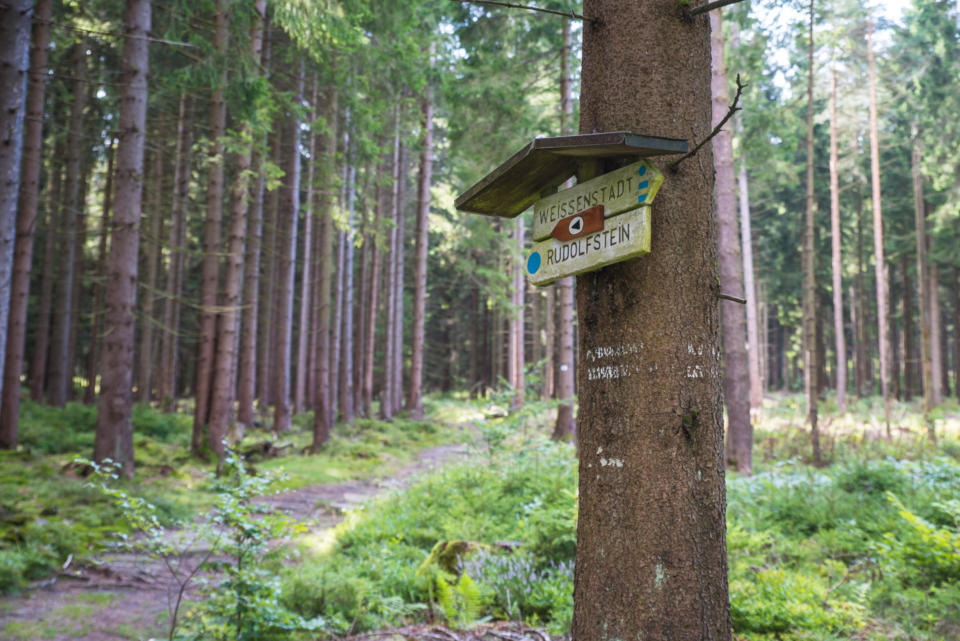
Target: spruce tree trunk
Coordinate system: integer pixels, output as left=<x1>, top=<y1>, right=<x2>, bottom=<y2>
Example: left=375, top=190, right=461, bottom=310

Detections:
left=31, top=144, right=62, bottom=402
left=711, top=8, right=751, bottom=473
left=313, top=85, right=338, bottom=447
left=208, top=3, right=265, bottom=448
left=382, top=119, right=400, bottom=420
left=48, top=40, right=88, bottom=407
left=338, top=161, right=356, bottom=424
left=137, top=147, right=163, bottom=403
left=193, top=0, right=229, bottom=451
left=930, top=263, right=943, bottom=406
left=158, top=93, right=193, bottom=412
left=802, top=0, right=820, bottom=463
left=829, top=69, right=847, bottom=411
left=951, top=267, right=960, bottom=401
left=273, top=64, right=304, bottom=433
left=258, top=135, right=282, bottom=409
left=84, top=139, right=115, bottom=405
left=295, top=74, right=319, bottom=415
left=901, top=254, right=917, bottom=400
left=93, top=0, right=151, bottom=478
left=867, top=13, right=892, bottom=435
left=392, top=144, right=408, bottom=415
left=855, top=189, right=867, bottom=396
left=508, top=217, right=525, bottom=411
left=362, top=166, right=383, bottom=415
left=573, top=2, right=729, bottom=638
left=407, top=84, right=433, bottom=419
left=553, top=19, right=575, bottom=439
left=1, top=0, right=50, bottom=447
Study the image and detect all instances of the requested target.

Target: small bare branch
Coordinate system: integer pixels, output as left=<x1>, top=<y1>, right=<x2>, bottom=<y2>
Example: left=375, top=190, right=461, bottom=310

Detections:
left=682, top=0, right=747, bottom=20
left=450, top=0, right=597, bottom=23
left=670, top=73, right=746, bottom=172
left=718, top=293, right=747, bottom=304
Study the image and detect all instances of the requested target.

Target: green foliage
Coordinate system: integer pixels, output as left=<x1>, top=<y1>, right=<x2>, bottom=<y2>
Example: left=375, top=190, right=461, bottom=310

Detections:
left=879, top=494, right=960, bottom=587
left=436, top=572, right=487, bottom=629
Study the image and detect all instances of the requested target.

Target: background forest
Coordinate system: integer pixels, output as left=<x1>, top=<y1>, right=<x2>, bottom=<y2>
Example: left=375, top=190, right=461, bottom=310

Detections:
left=0, top=0, right=959, bottom=640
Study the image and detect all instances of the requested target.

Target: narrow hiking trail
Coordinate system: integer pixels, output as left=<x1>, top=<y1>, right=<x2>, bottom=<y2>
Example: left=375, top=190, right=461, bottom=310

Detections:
left=0, top=443, right=470, bottom=641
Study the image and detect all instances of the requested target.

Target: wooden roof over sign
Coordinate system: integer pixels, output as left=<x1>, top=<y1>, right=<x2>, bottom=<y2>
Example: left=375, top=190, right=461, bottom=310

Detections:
left=454, top=131, right=688, bottom=218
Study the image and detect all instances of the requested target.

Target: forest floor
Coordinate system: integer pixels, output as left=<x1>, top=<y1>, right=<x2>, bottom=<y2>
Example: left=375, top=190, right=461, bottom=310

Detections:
left=0, top=441, right=470, bottom=641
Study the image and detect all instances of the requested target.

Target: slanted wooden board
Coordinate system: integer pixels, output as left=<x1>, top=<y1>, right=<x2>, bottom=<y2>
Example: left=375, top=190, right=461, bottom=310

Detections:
left=531, top=160, right=662, bottom=241
left=525, top=206, right=651, bottom=287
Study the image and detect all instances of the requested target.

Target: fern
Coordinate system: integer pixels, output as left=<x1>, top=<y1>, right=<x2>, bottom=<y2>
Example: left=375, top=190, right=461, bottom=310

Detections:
left=437, top=573, right=486, bottom=629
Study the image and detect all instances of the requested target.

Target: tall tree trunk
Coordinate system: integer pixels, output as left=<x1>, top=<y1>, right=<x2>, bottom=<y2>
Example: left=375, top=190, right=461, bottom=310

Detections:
left=867, top=13, right=892, bottom=436
left=509, top=217, right=525, bottom=411
left=854, top=188, right=867, bottom=396
left=208, top=1, right=266, bottom=449
left=258, top=136, right=281, bottom=409
left=273, top=63, right=304, bottom=433
left=137, top=146, right=163, bottom=403
left=802, top=0, right=820, bottom=463
left=930, top=263, right=943, bottom=406
left=1, top=0, right=50, bottom=447
left=193, top=0, right=229, bottom=452
left=312, top=85, right=338, bottom=449
left=952, top=267, right=960, bottom=401
left=93, top=0, right=151, bottom=478
left=392, top=143, right=408, bottom=416
left=338, top=160, right=356, bottom=424
left=829, top=69, right=847, bottom=411
left=84, top=139, right=115, bottom=405
left=295, top=73, right=318, bottom=415
left=48, top=39, right=88, bottom=407
left=362, top=164, right=382, bottom=415
left=407, top=83, right=433, bottom=419
left=67, top=166, right=89, bottom=402
left=158, top=93, right=193, bottom=412
left=901, top=254, right=917, bottom=400
left=573, top=1, right=729, bottom=638
left=554, top=18, right=575, bottom=439
left=30, top=142, right=62, bottom=401
left=382, top=117, right=400, bottom=420
left=711, top=8, right=751, bottom=473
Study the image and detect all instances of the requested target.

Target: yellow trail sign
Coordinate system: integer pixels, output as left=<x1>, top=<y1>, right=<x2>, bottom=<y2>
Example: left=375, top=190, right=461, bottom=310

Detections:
left=531, top=160, right=662, bottom=241
left=525, top=207, right=651, bottom=287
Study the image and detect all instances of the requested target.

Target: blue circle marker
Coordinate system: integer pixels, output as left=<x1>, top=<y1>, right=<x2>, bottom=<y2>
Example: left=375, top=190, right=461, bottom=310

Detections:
left=527, top=251, right=542, bottom=275
left=638, top=164, right=647, bottom=176
left=637, top=193, right=647, bottom=204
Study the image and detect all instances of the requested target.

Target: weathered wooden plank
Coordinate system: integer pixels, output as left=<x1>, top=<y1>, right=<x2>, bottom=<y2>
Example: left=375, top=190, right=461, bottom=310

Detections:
left=454, top=132, right=686, bottom=218
left=532, top=160, right=662, bottom=241
left=525, top=207, right=651, bottom=287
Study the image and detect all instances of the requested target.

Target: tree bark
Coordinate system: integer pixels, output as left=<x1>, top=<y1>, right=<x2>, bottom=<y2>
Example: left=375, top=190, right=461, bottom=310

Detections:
left=48, top=39, right=88, bottom=407
left=802, top=0, right=820, bottom=463
left=93, top=0, right=151, bottom=478
left=829, top=69, right=847, bottom=411
left=553, top=18, right=575, bottom=439
left=30, top=140, right=62, bottom=402
left=382, top=116, right=400, bottom=420
left=867, top=13, right=892, bottom=435
left=258, top=136, right=282, bottom=409
left=338, top=159, right=356, bottom=424
left=392, top=143, right=408, bottom=416
left=84, top=138, right=115, bottom=405
left=711, top=8, right=751, bottom=474
left=137, top=145, right=163, bottom=402
left=193, top=0, right=229, bottom=451
left=295, top=74, right=319, bottom=415
left=508, top=217, right=525, bottom=411
left=312, top=85, right=338, bottom=449
left=362, top=162, right=383, bottom=416
left=901, top=253, right=917, bottom=400
left=573, top=2, right=729, bottom=639
left=273, top=63, right=304, bottom=433
left=952, top=267, right=960, bottom=401
left=930, top=262, right=943, bottom=406
left=158, top=93, right=193, bottom=412
left=1, top=0, right=50, bottom=448
left=407, top=82, right=433, bottom=419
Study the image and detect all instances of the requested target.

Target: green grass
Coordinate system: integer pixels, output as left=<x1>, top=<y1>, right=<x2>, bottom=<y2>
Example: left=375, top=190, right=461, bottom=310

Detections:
left=0, top=392, right=470, bottom=595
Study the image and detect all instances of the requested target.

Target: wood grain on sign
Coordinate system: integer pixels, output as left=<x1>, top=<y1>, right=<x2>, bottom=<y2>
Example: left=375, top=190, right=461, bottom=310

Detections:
left=531, top=159, right=662, bottom=241
left=551, top=204, right=604, bottom=241
left=525, top=207, right=651, bottom=287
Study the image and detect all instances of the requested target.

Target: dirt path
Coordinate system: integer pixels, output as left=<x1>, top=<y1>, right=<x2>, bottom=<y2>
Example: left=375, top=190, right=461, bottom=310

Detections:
left=0, top=443, right=470, bottom=641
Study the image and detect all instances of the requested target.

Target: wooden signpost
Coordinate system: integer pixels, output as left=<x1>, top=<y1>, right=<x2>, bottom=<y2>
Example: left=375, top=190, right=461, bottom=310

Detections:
left=455, top=131, right=685, bottom=282
left=531, top=159, right=662, bottom=241
left=526, top=206, right=650, bottom=287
